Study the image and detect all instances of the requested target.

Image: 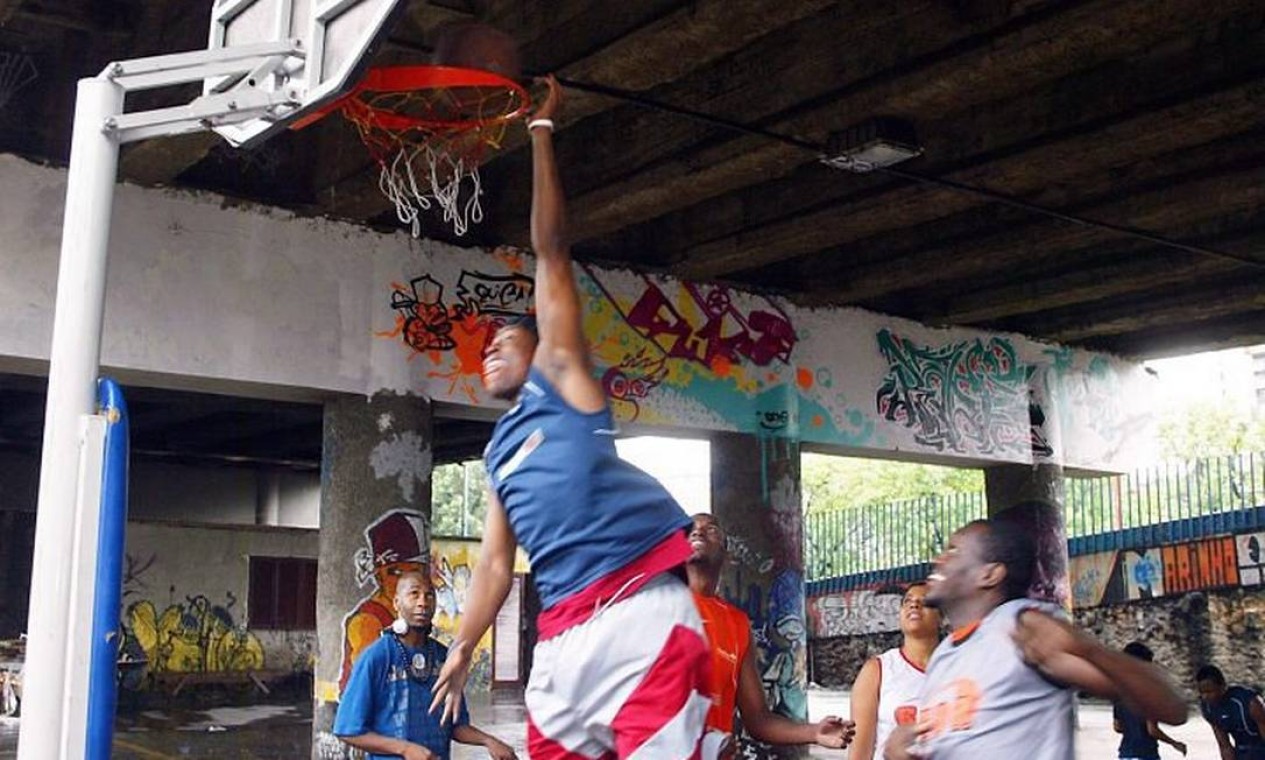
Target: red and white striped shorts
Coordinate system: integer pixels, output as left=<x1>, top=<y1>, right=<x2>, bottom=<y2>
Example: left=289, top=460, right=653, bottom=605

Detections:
left=525, top=573, right=712, bottom=759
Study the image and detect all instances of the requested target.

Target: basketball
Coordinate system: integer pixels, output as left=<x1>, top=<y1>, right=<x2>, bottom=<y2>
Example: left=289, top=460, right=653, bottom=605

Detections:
left=431, top=22, right=521, bottom=79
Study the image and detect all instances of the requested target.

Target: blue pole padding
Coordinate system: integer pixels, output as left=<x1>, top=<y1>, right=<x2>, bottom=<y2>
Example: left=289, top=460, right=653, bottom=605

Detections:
left=85, top=377, right=129, bottom=759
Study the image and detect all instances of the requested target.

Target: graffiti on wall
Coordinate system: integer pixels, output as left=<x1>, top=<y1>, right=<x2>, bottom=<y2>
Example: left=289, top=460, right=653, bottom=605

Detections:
left=381, top=257, right=535, bottom=403
left=1123, top=549, right=1164, bottom=600
left=761, top=570, right=807, bottom=722
left=815, top=531, right=1265, bottom=640
left=339, top=509, right=431, bottom=693
left=875, top=329, right=1052, bottom=458
left=430, top=539, right=494, bottom=692
left=1162, top=537, right=1239, bottom=595
left=807, top=588, right=903, bottom=638
left=1237, top=533, right=1265, bottom=585
left=122, top=593, right=265, bottom=675
left=1070, top=551, right=1121, bottom=608
left=597, top=274, right=797, bottom=371
left=1061, top=535, right=1257, bottom=609
left=377, top=256, right=1150, bottom=469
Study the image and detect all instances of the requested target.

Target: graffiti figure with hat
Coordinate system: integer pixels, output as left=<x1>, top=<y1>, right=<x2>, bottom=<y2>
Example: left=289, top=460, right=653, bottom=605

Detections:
left=340, top=508, right=432, bottom=693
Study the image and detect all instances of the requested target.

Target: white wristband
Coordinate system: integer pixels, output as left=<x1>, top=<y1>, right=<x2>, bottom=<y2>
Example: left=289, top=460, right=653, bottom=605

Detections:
left=527, top=118, right=554, bottom=133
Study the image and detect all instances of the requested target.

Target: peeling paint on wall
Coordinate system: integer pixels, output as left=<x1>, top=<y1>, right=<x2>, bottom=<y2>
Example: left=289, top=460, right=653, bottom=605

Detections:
left=368, top=431, right=432, bottom=503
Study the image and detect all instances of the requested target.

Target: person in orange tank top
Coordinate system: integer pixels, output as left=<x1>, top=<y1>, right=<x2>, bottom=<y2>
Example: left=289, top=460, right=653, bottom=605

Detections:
left=686, top=513, right=855, bottom=756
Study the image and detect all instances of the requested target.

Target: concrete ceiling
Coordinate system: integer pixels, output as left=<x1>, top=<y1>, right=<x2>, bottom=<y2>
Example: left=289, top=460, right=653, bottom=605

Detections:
left=0, top=374, right=493, bottom=470
left=1, top=0, right=1263, bottom=358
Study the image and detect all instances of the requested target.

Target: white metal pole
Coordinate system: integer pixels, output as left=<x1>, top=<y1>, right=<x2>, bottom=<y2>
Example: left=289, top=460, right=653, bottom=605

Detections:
left=18, top=76, right=123, bottom=760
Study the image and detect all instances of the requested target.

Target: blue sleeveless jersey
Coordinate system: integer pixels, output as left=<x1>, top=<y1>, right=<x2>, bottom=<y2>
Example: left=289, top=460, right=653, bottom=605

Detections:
left=484, top=367, right=692, bottom=609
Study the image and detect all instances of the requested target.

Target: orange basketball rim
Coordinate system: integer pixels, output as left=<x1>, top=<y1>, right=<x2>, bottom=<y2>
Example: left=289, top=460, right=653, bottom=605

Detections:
left=295, top=65, right=531, bottom=237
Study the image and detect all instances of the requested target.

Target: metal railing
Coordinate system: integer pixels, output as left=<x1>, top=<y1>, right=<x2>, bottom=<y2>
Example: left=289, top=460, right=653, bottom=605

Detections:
left=805, top=451, right=1265, bottom=586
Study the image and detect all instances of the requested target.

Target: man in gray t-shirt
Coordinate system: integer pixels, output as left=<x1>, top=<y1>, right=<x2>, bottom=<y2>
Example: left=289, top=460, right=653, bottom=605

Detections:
left=885, top=507, right=1188, bottom=760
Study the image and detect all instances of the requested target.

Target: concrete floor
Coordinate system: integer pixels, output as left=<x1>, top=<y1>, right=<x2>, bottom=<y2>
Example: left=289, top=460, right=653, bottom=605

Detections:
left=0, top=689, right=1217, bottom=758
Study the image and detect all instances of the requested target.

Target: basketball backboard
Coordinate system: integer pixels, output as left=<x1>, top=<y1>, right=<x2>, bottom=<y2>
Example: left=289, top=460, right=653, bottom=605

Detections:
left=206, top=0, right=405, bottom=146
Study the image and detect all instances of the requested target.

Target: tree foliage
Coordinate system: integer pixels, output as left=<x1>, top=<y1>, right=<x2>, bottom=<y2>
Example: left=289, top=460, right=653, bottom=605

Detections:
left=801, top=454, right=983, bottom=514
left=430, top=460, right=488, bottom=538
left=1156, top=400, right=1265, bottom=462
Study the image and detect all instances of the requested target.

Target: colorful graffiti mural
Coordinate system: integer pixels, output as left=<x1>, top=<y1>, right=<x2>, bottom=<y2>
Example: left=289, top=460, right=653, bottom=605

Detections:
left=807, top=588, right=902, bottom=638
left=1162, top=537, right=1238, bottom=594
left=122, top=593, right=265, bottom=675
left=1070, top=551, right=1121, bottom=608
left=1066, top=534, right=1252, bottom=609
left=339, top=509, right=431, bottom=693
left=430, top=538, right=493, bottom=691
left=813, top=529, right=1265, bottom=640
left=376, top=253, right=1154, bottom=471
left=875, top=329, right=1052, bottom=458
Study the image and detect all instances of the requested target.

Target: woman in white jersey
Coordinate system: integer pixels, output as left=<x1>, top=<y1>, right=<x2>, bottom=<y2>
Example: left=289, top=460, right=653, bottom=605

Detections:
left=849, top=582, right=942, bottom=760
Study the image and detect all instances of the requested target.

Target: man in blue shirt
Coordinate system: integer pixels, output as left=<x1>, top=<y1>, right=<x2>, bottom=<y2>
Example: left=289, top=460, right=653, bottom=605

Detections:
left=1198, top=664, right=1265, bottom=760
left=1113, top=642, right=1187, bottom=759
left=334, top=570, right=516, bottom=760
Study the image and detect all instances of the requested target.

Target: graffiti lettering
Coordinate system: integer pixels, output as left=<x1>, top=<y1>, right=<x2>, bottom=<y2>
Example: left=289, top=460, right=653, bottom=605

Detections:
left=875, top=329, right=1052, bottom=458
left=453, top=270, right=534, bottom=318
left=1162, top=537, right=1239, bottom=594
left=389, top=270, right=534, bottom=357
left=622, top=280, right=796, bottom=369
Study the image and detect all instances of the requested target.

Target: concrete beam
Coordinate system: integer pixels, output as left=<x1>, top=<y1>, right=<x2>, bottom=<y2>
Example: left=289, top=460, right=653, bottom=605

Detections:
left=314, top=0, right=838, bottom=224
left=119, top=132, right=221, bottom=187
left=926, top=224, right=1265, bottom=326
left=1096, top=309, right=1265, bottom=358
left=1035, top=274, right=1265, bottom=343
left=673, top=23, right=1265, bottom=279
left=560, top=0, right=1246, bottom=244
left=797, top=163, right=1265, bottom=307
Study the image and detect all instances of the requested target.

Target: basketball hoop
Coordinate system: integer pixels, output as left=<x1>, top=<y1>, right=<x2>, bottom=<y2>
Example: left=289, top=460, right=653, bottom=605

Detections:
left=299, top=65, right=530, bottom=237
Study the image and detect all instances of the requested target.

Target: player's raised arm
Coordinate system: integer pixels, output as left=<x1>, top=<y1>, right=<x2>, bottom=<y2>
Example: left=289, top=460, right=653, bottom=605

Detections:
left=526, top=75, right=604, bottom=412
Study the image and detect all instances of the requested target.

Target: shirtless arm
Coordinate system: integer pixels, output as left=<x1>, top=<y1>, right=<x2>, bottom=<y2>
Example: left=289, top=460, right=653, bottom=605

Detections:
left=528, top=75, right=604, bottom=413
left=1209, top=722, right=1233, bottom=760
left=430, top=489, right=517, bottom=723
left=1252, top=696, right=1265, bottom=739
left=1145, top=720, right=1186, bottom=755
left=737, top=633, right=853, bottom=748
left=849, top=658, right=882, bottom=760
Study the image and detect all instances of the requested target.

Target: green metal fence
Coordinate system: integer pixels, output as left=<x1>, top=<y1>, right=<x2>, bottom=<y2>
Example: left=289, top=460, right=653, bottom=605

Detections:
left=804, top=451, right=1265, bottom=582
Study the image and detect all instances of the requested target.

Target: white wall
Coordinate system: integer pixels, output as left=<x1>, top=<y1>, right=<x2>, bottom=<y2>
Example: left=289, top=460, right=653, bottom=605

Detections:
left=0, top=154, right=1157, bottom=472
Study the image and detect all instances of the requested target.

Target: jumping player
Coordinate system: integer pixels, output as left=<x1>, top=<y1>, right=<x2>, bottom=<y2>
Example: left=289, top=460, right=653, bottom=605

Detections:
left=884, top=507, right=1187, bottom=759
left=850, top=582, right=941, bottom=760
left=429, top=76, right=711, bottom=760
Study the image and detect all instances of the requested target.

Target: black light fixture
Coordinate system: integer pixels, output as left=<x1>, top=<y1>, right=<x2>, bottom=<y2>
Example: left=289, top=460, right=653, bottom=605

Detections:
left=820, top=117, right=922, bottom=173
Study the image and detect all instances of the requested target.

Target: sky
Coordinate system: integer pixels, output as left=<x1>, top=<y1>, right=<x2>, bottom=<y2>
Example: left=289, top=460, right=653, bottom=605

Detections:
left=614, top=436, right=712, bottom=514
left=1144, top=344, right=1263, bottom=409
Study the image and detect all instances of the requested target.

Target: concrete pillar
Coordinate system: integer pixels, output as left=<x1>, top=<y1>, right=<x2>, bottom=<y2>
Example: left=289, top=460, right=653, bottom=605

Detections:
left=312, top=392, right=434, bottom=760
left=711, top=431, right=806, bottom=759
left=984, top=463, right=1069, bottom=607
